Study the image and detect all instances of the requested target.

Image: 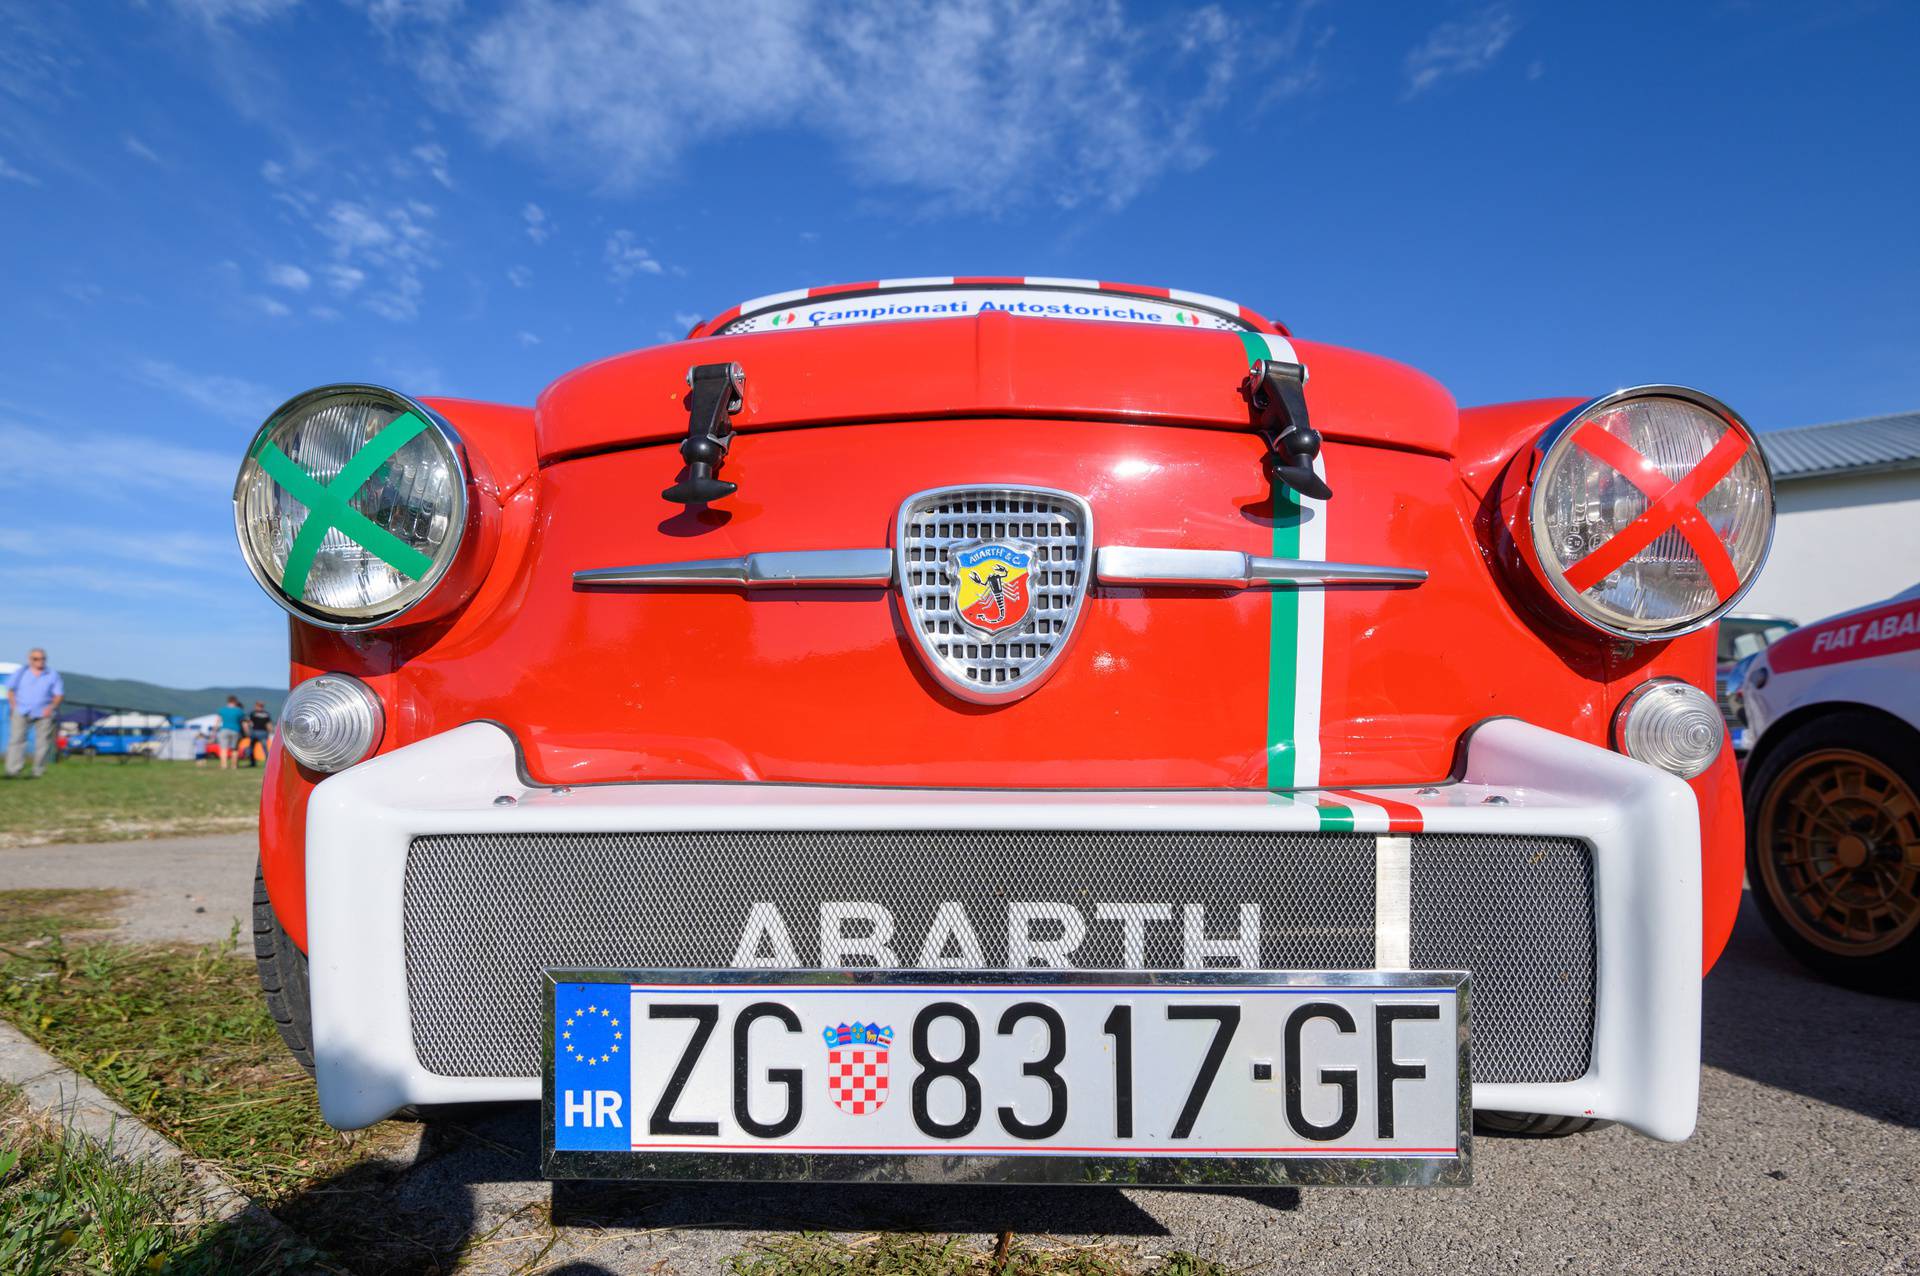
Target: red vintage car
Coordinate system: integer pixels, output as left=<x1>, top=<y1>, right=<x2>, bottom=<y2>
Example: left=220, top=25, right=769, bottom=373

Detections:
left=234, top=278, right=1772, bottom=1185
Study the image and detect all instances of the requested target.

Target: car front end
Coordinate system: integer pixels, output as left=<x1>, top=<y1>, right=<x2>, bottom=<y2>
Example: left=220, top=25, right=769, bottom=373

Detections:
left=234, top=279, right=1771, bottom=1167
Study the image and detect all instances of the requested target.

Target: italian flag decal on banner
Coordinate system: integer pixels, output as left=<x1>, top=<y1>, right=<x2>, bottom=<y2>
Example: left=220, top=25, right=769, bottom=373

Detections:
left=1236, top=332, right=1327, bottom=799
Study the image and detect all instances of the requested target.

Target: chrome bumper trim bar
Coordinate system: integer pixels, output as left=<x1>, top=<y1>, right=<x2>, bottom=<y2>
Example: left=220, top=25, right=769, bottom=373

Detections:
left=1095, top=546, right=1427, bottom=588
left=575, top=546, right=1424, bottom=591
left=574, top=549, right=893, bottom=589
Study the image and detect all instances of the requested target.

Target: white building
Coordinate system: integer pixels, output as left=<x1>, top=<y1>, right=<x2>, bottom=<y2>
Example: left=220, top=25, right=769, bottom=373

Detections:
left=1737, top=410, right=1920, bottom=625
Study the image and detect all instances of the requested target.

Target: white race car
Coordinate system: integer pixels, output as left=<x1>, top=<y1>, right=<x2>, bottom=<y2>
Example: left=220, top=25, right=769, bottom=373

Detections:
left=1740, top=585, right=1920, bottom=989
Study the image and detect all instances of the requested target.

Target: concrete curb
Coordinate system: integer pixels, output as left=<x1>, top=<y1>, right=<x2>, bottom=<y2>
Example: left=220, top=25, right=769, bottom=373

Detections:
left=0, top=1015, right=293, bottom=1238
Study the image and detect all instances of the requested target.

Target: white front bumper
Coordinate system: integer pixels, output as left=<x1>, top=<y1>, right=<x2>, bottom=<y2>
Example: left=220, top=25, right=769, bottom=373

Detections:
left=304, top=717, right=1702, bottom=1140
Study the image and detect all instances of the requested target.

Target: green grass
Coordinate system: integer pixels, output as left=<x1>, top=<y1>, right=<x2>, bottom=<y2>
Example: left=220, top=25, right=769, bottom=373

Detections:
left=0, top=899, right=390, bottom=1203
left=728, top=1235, right=1236, bottom=1276
left=0, top=756, right=261, bottom=848
left=0, top=1086, right=311, bottom=1275
left=0, top=889, right=126, bottom=945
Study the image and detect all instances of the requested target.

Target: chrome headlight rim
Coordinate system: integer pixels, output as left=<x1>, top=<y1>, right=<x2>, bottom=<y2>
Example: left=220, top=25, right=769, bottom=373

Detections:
left=232, top=383, right=472, bottom=633
left=1527, top=384, right=1776, bottom=643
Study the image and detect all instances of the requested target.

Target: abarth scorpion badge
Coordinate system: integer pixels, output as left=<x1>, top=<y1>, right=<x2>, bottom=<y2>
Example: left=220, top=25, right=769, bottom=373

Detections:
left=951, top=541, right=1036, bottom=635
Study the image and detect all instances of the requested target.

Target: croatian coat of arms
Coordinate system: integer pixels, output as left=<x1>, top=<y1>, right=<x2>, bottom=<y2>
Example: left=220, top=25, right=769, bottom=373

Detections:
left=823, top=1021, right=893, bottom=1115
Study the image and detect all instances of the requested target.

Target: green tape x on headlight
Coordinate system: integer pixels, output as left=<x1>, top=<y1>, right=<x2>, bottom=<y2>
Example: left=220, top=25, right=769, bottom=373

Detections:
left=234, top=385, right=467, bottom=629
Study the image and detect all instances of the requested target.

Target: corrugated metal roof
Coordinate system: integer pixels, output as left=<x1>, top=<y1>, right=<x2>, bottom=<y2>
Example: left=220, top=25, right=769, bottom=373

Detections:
left=1761, top=409, right=1920, bottom=480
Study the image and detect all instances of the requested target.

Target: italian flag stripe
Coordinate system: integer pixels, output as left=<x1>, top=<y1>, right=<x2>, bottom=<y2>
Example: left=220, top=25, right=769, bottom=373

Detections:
left=1329, top=789, right=1426, bottom=833
left=1235, top=332, right=1322, bottom=795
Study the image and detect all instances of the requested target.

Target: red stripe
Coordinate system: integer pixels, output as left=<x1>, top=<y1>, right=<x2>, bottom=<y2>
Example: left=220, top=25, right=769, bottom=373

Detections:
left=633, top=1142, right=1455, bottom=1154
left=953, top=275, right=1024, bottom=285
left=1329, top=789, right=1425, bottom=832
left=1099, top=280, right=1170, bottom=298
left=809, top=282, right=878, bottom=297
left=1560, top=425, right=1749, bottom=599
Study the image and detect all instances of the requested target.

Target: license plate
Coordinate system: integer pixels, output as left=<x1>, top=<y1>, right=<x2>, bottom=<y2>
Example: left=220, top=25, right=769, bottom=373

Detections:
left=542, top=969, right=1469, bottom=1186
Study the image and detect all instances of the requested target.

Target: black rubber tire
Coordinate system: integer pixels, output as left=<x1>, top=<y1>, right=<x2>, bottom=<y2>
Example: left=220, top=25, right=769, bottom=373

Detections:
left=1745, top=711, right=1920, bottom=994
left=253, top=860, right=316, bottom=1076
left=1474, top=1110, right=1608, bottom=1138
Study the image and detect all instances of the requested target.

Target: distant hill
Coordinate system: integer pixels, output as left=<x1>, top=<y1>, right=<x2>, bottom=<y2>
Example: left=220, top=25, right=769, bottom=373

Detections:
left=56, top=673, right=287, bottom=720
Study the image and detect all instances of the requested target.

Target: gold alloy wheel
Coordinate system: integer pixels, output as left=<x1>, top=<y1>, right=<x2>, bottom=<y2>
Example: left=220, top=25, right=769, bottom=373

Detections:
left=1758, top=748, right=1920, bottom=957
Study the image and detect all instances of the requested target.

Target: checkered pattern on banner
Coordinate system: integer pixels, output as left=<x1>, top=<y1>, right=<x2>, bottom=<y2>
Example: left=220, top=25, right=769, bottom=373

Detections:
left=827, top=1047, right=889, bottom=1115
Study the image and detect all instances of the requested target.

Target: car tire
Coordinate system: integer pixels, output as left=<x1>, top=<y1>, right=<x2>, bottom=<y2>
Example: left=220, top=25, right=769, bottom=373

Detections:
left=1746, top=712, right=1920, bottom=994
left=1473, top=1110, right=1608, bottom=1137
left=253, top=860, right=315, bottom=1076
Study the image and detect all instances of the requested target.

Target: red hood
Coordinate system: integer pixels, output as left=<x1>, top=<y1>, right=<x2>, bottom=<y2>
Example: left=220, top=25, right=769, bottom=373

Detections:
left=535, top=312, right=1460, bottom=462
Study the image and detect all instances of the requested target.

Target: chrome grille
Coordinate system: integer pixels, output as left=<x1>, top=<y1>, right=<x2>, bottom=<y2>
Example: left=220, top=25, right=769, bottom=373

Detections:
left=1409, top=834, right=1595, bottom=1084
left=402, top=829, right=1596, bottom=1085
left=894, top=486, right=1091, bottom=700
left=404, top=829, right=1373, bottom=1077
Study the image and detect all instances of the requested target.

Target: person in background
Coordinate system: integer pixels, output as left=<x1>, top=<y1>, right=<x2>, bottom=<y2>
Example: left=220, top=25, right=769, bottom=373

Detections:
left=193, top=727, right=212, bottom=766
left=5, top=648, right=64, bottom=779
left=216, top=695, right=244, bottom=771
left=244, top=699, right=273, bottom=767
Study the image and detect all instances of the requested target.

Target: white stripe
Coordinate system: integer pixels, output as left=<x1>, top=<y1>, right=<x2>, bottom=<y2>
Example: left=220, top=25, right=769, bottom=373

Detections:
left=734, top=286, right=808, bottom=313
left=875, top=276, right=953, bottom=288
left=1168, top=286, right=1242, bottom=314
left=1246, top=331, right=1320, bottom=787
left=1374, top=834, right=1412, bottom=969
left=1292, top=451, right=1327, bottom=788
left=1022, top=276, right=1101, bottom=288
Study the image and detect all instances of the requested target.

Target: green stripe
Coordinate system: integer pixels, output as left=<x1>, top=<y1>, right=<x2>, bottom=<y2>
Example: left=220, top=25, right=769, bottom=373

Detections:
left=1314, top=803, right=1355, bottom=832
left=254, top=411, right=437, bottom=600
left=1241, top=331, right=1308, bottom=791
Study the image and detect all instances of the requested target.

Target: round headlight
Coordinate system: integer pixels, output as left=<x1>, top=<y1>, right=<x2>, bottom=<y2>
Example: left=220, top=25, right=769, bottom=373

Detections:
left=234, top=385, right=467, bottom=629
left=1529, top=387, right=1773, bottom=640
left=1614, top=678, right=1724, bottom=779
left=280, top=673, right=384, bottom=773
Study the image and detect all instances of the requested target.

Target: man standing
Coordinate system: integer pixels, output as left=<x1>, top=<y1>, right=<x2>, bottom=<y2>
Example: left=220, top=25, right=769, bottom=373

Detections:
left=244, top=699, right=273, bottom=767
left=216, top=695, right=245, bottom=771
left=5, top=648, right=64, bottom=778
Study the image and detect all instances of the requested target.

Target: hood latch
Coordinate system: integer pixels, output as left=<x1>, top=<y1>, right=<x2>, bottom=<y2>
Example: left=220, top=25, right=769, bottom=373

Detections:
left=663, top=361, right=745, bottom=506
left=1243, top=358, right=1333, bottom=502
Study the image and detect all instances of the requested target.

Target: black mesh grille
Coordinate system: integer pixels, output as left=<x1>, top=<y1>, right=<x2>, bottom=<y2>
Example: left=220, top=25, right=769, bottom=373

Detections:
left=402, top=829, right=1593, bottom=1085
left=1409, top=834, right=1595, bottom=1084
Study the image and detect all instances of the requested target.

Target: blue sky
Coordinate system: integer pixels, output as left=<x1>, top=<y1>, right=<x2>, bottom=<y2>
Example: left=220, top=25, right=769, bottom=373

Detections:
left=2, top=0, right=1915, bottom=689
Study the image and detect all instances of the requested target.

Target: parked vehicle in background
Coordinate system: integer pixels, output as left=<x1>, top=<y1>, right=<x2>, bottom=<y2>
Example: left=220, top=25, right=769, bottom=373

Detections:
left=1715, top=614, right=1796, bottom=753
left=1740, top=586, right=1920, bottom=990
left=66, top=712, right=174, bottom=757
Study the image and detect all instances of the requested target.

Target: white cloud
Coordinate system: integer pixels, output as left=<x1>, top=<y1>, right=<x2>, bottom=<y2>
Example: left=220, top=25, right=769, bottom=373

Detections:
left=322, top=264, right=367, bottom=295
left=506, top=264, right=532, bottom=288
left=410, top=141, right=453, bottom=187
left=261, top=159, right=441, bottom=321
left=0, top=421, right=234, bottom=495
left=515, top=330, right=541, bottom=347
left=0, top=154, right=39, bottom=186
left=309, top=305, right=342, bottom=320
left=251, top=294, right=292, bottom=317
left=522, top=202, right=549, bottom=244
left=604, top=229, right=662, bottom=285
left=130, top=359, right=279, bottom=426
left=123, top=134, right=164, bottom=165
left=673, top=310, right=702, bottom=329
left=314, top=198, right=438, bottom=319
left=416, top=0, right=1256, bottom=212
left=168, top=0, right=301, bottom=25
left=0, top=526, right=233, bottom=572
left=1404, top=5, right=1517, bottom=97
left=265, top=262, right=311, bottom=291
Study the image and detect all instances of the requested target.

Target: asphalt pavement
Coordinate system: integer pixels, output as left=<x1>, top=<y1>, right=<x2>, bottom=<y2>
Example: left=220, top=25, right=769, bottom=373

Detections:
left=4, top=833, right=1915, bottom=1274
